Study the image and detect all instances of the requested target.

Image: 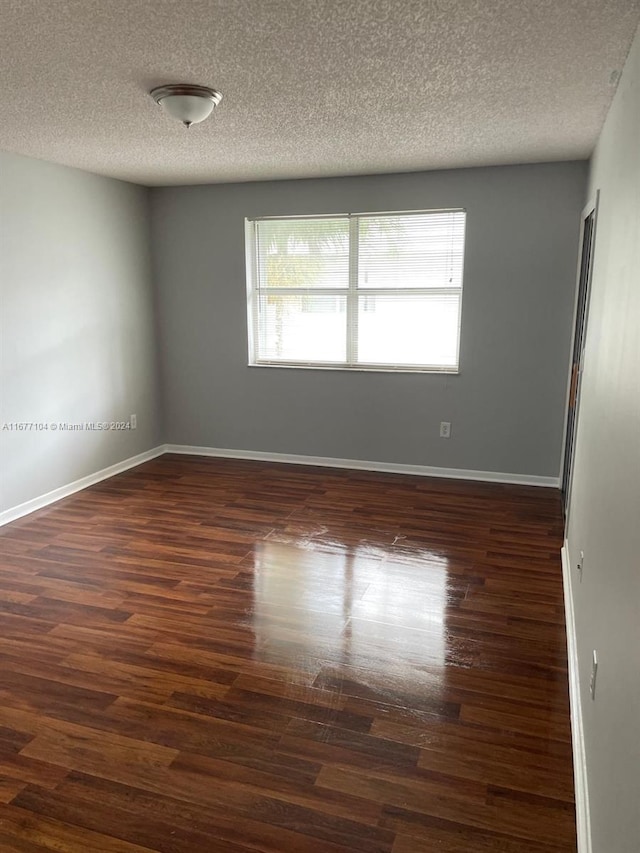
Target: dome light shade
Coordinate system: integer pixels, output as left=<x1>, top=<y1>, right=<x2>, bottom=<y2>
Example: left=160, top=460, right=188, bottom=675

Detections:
left=150, top=84, right=223, bottom=128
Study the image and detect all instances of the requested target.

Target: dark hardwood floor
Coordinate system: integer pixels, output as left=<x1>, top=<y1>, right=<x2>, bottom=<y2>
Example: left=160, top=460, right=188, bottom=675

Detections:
left=0, top=454, right=576, bottom=852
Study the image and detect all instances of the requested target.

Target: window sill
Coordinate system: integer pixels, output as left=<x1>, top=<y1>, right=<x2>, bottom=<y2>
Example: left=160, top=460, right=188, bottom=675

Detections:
left=248, top=362, right=460, bottom=375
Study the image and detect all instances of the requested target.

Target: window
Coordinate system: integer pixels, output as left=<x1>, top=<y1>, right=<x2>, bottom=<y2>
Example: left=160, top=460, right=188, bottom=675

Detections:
left=246, top=209, right=466, bottom=372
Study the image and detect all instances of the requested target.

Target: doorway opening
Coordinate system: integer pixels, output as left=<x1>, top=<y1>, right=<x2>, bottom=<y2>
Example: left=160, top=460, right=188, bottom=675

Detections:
left=562, top=197, right=598, bottom=516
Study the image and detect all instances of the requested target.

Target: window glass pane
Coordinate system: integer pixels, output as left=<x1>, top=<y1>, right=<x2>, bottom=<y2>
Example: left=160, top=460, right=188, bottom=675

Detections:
left=249, top=210, right=466, bottom=371
left=358, top=212, right=465, bottom=289
left=357, top=292, right=460, bottom=367
left=256, top=218, right=349, bottom=289
left=257, top=293, right=347, bottom=362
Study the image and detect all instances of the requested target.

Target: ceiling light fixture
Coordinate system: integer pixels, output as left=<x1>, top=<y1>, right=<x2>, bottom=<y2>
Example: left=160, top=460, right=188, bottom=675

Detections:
left=150, top=84, right=223, bottom=128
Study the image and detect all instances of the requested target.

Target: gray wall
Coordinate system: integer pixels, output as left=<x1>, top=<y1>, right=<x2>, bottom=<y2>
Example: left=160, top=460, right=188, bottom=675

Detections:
left=151, top=162, right=586, bottom=478
left=0, top=152, right=161, bottom=513
left=566, top=23, right=640, bottom=853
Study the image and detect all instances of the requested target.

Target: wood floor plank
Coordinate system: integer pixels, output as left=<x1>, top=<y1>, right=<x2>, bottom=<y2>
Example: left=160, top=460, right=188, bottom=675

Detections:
left=19, top=722, right=179, bottom=776
left=0, top=777, right=27, bottom=804
left=0, top=803, right=159, bottom=852
left=17, top=772, right=361, bottom=853
left=391, top=823, right=568, bottom=853
left=0, top=455, right=576, bottom=851
left=317, top=763, right=575, bottom=846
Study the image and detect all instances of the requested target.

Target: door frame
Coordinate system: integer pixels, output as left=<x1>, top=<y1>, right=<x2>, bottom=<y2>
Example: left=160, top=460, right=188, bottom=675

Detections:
left=560, top=192, right=599, bottom=520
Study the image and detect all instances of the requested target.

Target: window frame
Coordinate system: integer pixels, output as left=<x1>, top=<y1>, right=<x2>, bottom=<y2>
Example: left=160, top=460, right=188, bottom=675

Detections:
left=245, top=208, right=466, bottom=374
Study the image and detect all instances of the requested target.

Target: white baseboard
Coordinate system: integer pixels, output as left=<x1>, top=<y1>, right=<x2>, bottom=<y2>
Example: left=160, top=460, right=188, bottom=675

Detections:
left=561, top=541, right=592, bottom=853
left=164, top=444, right=559, bottom=487
left=0, top=443, right=558, bottom=528
left=0, top=445, right=166, bottom=527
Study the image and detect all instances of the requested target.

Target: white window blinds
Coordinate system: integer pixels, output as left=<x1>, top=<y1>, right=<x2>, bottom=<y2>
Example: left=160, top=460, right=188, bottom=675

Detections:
left=247, top=209, right=466, bottom=372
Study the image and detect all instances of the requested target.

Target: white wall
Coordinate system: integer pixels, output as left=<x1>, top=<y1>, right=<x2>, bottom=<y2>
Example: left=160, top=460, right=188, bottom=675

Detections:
left=566, top=23, right=640, bottom=853
left=0, top=152, right=161, bottom=514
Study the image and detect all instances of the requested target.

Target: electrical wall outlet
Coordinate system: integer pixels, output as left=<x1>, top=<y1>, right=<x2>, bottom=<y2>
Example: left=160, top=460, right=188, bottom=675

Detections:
left=577, top=550, right=584, bottom=582
left=130, top=414, right=137, bottom=430
left=590, top=650, right=598, bottom=699
left=440, top=421, right=451, bottom=439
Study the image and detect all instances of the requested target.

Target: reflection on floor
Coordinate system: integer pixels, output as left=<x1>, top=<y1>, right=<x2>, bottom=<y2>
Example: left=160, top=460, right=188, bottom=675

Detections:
left=0, top=454, right=577, bottom=852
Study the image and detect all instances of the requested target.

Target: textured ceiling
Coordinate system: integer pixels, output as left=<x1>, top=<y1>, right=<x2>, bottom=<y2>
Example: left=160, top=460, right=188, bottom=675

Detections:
left=1, top=0, right=639, bottom=186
